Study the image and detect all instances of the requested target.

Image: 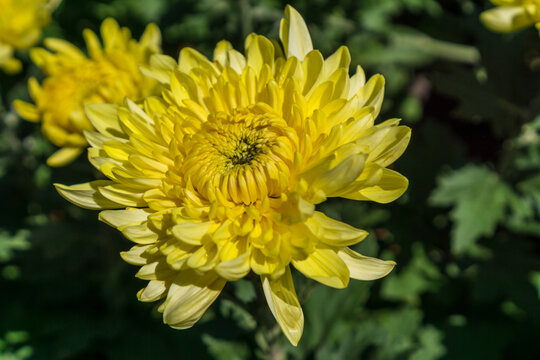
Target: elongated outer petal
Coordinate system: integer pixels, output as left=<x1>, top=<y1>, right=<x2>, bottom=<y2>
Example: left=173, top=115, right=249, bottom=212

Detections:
left=480, top=6, right=535, bottom=32
left=280, top=5, right=313, bottom=61
left=357, top=74, right=385, bottom=118
left=47, top=147, right=83, bottom=167
left=163, top=271, right=226, bottom=329
left=99, top=184, right=147, bottom=207
left=83, top=29, right=103, bottom=59
left=140, top=54, right=177, bottom=84
left=44, top=38, right=86, bottom=60
left=138, top=279, right=167, bottom=302
left=13, top=100, right=40, bottom=122
left=292, top=246, right=350, bottom=288
left=307, top=152, right=367, bottom=201
left=213, top=40, right=247, bottom=74
left=262, top=266, right=303, bottom=346
left=215, top=250, right=251, bottom=281
left=54, top=181, right=124, bottom=210
left=338, top=247, right=395, bottom=280
left=342, top=168, right=409, bottom=204
left=172, top=221, right=214, bottom=245
left=85, top=103, right=124, bottom=138
left=120, top=244, right=153, bottom=266
left=99, top=208, right=154, bottom=228
left=305, top=211, right=368, bottom=247
left=139, top=23, right=162, bottom=52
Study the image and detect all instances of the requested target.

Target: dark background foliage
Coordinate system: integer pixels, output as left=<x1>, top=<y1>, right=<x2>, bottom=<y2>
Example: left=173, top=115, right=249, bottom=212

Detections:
left=1, top=0, right=540, bottom=359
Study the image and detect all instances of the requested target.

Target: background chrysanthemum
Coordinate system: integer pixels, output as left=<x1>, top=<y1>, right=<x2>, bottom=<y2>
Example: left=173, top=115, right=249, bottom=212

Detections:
left=13, top=18, right=162, bottom=167
left=55, top=6, right=410, bottom=345
left=481, top=0, right=540, bottom=32
left=0, top=0, right=53, bottom=74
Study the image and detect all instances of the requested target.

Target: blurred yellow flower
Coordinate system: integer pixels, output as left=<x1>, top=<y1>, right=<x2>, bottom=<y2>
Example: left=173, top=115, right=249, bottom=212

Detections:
left=481, top=0, right=540, bottom=32
left=13, top=18, right=162, bottom=167
left=54, top=6, right=410, bottom=345
left=0, top=0, right=52, bottom=74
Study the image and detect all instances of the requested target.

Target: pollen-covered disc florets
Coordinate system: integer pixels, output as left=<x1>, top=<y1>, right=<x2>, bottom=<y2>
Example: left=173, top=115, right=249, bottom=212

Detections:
left=184, top=108, right=295, bottom=204
left=55, top=6, right=411, bottom=346
left=14, top=18, right=162, bottom=167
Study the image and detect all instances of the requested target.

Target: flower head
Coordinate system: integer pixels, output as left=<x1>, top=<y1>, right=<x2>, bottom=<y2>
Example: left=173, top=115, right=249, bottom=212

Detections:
left=14, top=18, right=162, bottom=167
left=481, top=0, right=540, bottom=33
left=55, top=6, right=410, bottom=345
left=0, top=0, right=52, bottom=74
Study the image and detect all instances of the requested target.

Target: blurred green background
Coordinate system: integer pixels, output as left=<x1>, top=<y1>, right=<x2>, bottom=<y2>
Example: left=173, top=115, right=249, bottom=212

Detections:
left=1, top=0, right=540, bottom=359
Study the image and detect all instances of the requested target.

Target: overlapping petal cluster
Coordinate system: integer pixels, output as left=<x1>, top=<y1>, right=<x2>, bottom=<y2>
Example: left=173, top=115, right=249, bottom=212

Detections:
left=481, top=0, right=540, bottom=33
left=0, top=0, right=52, bottom=74
left=55, top=6, right=410, bottom=345
left=14, top=18, right=162, bottom=167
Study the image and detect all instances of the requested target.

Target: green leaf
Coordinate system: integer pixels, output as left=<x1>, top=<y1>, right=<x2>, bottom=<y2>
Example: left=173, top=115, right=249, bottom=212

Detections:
left=202, top=334, right=250, bottom=360
left=430, top=165, right=512, bottom=256
left=409, top=326, right=446, bottom=360
left=0, top=230, right=31, bottom=263
left=232, top=279, right=256, bottom=303
left=381, top=243, right=442, bottom=303
left=530, top=271, right=540, bottom=300
left=219, top=299, right=257, bottom=331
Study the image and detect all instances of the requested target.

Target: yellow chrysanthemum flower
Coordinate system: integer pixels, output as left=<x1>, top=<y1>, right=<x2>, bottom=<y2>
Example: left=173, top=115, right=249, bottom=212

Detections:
left=0, top=0, right=52, bottom=74
left=13, top=18, right=162, bottom=167
left=481, top=0, right=540, bottom=32
left=54, top=6, right=410, bottom=345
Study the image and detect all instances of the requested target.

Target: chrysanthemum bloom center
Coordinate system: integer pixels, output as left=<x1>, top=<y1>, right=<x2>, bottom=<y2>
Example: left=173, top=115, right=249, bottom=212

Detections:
left=41, top=61, right=134, bottom=132
left=183, top=108, right=295, bottom=204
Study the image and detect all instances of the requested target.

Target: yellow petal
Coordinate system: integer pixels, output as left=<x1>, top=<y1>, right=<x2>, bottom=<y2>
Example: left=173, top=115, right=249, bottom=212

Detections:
left=172, top=221, right=214, bottom=245
left=344, top=168, right=409, bottom=204
left=357, top=121, right=411, bottom=167
left=99, top=183, right=147, bottom=207
left=280, top=5, right=313, bottom=61
left=262, top=266, right=304, bottom=346
left=178, top=47, right=216, bottom=76
left=292, top=246, right=350, bottom=288
left=323, top=46, right=351, bottom=79
left=0, top=56, right=22, bottom=74
left=54, top=181, right=124, bottom=210
left=211, top=41, right=246, bottom=74
left=357, top=74, right=385, bottom=118
left=215, top=249, right=251, bottom=281
left=29, top=47, right=55, bottom=70
left=348, top=65, right=366, bottom=98
left=120, top=223, right=159, bottom=244
left=338, top=247, right=395, bottom=280
left=140, top=54, right=177, bottom=84
left=305, top=211, right=368, bottom=247
left=480, top=6, right=535, bottom=33
left=47, top=147, right=84, bottom=167
left=83, top=29, right=103, bottom=59
left=139, top=23, right=162, bottom=52
left=138, top=279, right=167, bottom=302
left=13, top=100, right=40, bottom=122
left=99, top=208, right=153, bottom=228
left=85, top=103, right=124, bottom=138
left=100, top=18, right=122, bottom=50
left=304, top=151, right=367, bottom=201
left=213, top=40, right=248, bottom=74
left=120, top=244, right=153, bottom=265
left=301, top=50, right=324, bottom=95
left=163, top=271, right=226, bottom=329
left=246, top=34, right=275, bottom=74
left=44, top=38, right=86, bottom=60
